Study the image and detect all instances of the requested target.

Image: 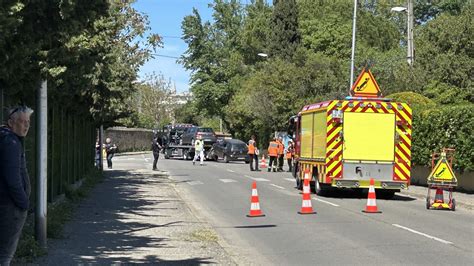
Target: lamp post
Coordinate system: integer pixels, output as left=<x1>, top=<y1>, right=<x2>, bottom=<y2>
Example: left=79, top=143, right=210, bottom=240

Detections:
left=349, top=0, right=358, bottom=92
left=391, top=0, right=414, bottom=66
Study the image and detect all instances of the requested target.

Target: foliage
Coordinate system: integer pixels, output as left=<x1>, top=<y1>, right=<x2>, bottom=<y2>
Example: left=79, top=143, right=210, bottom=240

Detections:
left=412, top=105, right=473, bottom=171
left=387, top=91, right=436, bottom=113
left=268, top=0, right=300, bottom=60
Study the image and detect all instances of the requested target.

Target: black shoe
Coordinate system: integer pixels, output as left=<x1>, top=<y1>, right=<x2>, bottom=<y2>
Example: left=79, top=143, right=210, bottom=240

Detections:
left=273, top=169, right=276, bottom=172
left=255, top=169, right=261, bottom=172
left=268, top=169, right=271, bottom=172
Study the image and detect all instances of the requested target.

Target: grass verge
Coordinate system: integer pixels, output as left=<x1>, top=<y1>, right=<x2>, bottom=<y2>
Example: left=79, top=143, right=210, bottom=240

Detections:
left=14, top=167, right=104, bottom=263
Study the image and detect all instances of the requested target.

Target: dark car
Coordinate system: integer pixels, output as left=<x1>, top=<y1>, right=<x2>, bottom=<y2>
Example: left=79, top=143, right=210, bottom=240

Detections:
left=161, top=123, right=194, bottom=146
left=181, top=127, right=217, bottom=147
left=208, top=139, right=249, bottom=163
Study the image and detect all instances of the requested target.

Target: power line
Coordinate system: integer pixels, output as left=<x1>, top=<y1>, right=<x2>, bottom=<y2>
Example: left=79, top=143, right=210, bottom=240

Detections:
left=151, top=53, right=180, bottom=59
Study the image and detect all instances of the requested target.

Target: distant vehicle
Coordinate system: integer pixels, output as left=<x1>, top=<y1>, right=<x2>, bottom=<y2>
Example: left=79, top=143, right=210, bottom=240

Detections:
left=161, top=124, right=195, bottom=146
left=208, top=138, right=249, bottom=163
left=181, top=127, right=217, bottom=146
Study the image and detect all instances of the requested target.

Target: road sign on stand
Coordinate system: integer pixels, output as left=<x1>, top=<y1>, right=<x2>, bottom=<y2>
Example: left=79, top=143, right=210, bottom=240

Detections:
left=350, top=68, right=382, bottom=98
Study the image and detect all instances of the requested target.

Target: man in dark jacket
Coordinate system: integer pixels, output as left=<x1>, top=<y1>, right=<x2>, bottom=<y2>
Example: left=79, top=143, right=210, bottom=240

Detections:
left=0, top=106, right=33, bottom=265
left=152, top=136, right=162, bottom=171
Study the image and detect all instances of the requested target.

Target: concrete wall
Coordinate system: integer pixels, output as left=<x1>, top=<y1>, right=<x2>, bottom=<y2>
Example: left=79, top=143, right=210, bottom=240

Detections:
left=411, top=166, right=473, bottom=193
left=105, top=127, right=153, bottom=152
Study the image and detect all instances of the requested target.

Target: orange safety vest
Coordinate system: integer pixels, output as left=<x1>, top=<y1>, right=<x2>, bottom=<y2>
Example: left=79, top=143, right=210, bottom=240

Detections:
left=268, top=141, right=279, bottom=157
left=278, top=141, right=284, bottom=155
left=248, top=140, right=255, bottom=155
left=286, top=150, right=293, bottom=159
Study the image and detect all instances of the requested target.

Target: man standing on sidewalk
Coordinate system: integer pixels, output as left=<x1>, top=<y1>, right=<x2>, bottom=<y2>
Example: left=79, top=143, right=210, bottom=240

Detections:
left=0, top=106, right=33, bottom=265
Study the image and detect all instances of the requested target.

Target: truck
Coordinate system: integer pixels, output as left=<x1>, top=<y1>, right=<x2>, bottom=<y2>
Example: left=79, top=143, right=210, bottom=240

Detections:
left=160, top=124, right=216, bottom=160
left=287, top=69, right=413, bottom=198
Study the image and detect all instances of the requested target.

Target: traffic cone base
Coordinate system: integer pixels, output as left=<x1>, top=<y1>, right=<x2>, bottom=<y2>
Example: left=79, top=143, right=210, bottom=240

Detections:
left=247, top=181, right=265, bottom=218
left=362, top=178, right=382, bottom=213
left=434, top=188, right=444, bottom=203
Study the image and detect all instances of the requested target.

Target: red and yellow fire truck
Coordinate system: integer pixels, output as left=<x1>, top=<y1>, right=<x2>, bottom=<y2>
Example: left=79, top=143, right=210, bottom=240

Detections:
left=288, top=69, right=412, bottom=197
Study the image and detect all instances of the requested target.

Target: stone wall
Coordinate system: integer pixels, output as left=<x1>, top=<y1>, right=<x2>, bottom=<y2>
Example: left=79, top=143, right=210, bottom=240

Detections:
left=411, top=166, right=473, bottom=193
left=105, top=127, right=153, bottom=152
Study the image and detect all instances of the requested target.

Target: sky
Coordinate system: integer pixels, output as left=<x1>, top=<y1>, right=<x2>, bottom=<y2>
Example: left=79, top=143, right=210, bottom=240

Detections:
left=132, top=0, right=215, bottom=93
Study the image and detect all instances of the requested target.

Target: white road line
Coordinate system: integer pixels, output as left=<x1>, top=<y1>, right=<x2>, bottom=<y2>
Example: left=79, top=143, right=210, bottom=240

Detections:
left=284, top=178, right=295, bottom=182
left=187, top=181, right=204, bottom=186
left=245, top=175, right=270, bottom=182
left=312, top=197, right=339, bottom=207
left=270, top=184, right=285, bottom=189
left=220, top=179, right=237, bottom=183
left=392, top=224, right=453, bottom=245
left=227, top=169, right=235, bottom=173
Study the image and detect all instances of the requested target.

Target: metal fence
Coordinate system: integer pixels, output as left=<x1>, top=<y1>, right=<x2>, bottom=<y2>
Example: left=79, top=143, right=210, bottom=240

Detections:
left=1, top=89, right=96, bottom=203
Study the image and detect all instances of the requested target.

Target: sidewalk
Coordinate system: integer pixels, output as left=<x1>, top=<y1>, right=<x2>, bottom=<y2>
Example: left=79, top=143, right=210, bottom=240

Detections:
left=36, top=168, right=236, bottom=265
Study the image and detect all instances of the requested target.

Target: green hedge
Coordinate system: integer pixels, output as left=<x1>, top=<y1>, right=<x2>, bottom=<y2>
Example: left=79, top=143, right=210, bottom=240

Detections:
left=412, top=105, right=473, bottom=172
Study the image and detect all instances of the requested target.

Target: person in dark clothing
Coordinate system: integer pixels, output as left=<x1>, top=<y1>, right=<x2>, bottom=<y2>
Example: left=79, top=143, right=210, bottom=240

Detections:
left=104, top=138, right=117, bottom=169
left=95, top=140, right=101, bottom=168
left=152, top=136, right=162, bottom=170
left=0, top=106, right=33, bottom=265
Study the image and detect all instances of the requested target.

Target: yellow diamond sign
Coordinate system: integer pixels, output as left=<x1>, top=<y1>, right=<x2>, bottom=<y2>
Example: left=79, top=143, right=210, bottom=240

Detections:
left=351, top=69, right=382, bottom=97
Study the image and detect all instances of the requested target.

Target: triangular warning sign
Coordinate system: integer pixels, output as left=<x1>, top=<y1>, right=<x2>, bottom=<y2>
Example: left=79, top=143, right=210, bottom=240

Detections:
left=428, top=159, right=457, bottom=183
left=351, top=69, right=382, bottom=97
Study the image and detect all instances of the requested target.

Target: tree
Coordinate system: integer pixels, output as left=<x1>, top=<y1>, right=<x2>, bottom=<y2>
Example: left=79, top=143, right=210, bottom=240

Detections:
left=268, top=0, right=300, bottom=60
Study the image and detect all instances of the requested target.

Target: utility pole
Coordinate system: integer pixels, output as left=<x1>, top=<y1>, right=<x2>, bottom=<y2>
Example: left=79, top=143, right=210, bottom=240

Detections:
left=36, top=80, right=47, bottom=248
left=407, top=0, right=414, bottom=66
left=349, top=0, right=358, bottom=92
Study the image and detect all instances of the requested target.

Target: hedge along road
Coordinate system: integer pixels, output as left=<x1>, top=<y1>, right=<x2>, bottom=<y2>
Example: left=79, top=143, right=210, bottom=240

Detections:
left=152, top=153, right=474, bottom=265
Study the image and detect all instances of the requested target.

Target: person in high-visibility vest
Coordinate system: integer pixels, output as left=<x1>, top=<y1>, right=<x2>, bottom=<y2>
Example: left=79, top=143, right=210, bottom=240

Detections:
left=267, top=137, right=279, bottom=172
left=247, top=135, right=260, bottom=171
left=277, top=137, right=285, bottom=172
left=193, top=135, right=204, bottom=166
left=286, top=140, right=294, bottom=172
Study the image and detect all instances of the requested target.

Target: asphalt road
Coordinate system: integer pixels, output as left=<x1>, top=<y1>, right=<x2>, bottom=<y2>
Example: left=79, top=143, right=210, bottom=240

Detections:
left=121, top=153, right=474, bottom=265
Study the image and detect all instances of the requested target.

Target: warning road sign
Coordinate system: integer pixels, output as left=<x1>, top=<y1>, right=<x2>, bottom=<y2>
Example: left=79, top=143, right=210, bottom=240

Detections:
left=428, top=159, right=457, bottom=184
left=351, top=69, right=382, bottom=97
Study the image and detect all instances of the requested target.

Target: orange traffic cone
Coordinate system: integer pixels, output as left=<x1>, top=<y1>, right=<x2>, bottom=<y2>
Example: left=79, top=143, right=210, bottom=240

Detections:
left=362, top=178, right=382, bottom=213
left=247, top=181, right=265, bottom=217
left=298, top=176, right=316, bottom=214
left=260, top=155, right=267, bottom=169
left=434, top=188, right=444, bottom=203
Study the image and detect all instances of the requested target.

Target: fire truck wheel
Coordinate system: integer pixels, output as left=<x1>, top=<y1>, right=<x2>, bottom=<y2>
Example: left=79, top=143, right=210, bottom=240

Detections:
left=315, top=179, right=328, bottom=196
left=451, top=198, right=456, bottom=211
left=426, top=198, right=430, bottom=209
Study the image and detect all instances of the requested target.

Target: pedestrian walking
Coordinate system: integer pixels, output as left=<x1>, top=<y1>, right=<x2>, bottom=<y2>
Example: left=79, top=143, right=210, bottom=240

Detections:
left=104, top=137, right=117, bottom=169
left=286, top=140, right=294, bottom=172
left=247, top=135, right=260, bottom=171
left=0, top=106, right=33, bottom=266
left=277, top=137, right=285, bottom=172
left=152, top=135, right=162, bottom=171
left=193, top=135, right=204, bottom=166
left=267, top=137, right=279, bottom=172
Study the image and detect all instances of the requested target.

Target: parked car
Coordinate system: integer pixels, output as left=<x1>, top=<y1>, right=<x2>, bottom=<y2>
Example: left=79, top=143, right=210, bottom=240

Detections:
left=180, top=127, right=217, bottom=147
left=208, top=139, right=249, bottom=163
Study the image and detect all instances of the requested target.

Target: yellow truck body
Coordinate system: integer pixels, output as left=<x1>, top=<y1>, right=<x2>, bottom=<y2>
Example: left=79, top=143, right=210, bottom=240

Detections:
left=293, top=99, right=412, bottom=192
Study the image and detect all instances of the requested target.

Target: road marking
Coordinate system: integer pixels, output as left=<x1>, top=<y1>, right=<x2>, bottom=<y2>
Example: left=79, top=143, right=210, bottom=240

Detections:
left=187, top=181, right=204, bottom=186
left=270, top=184, right=285, bottom=189
left=284, top=178, right=295, bottom=182
left=220, top=179, right=237, bottom=183
left=392, top=224, right=453, bottom=245
left=245, top=175, right=270, bottom=182
left=312, top=197, right=339, bottom=207
left=227, top=169, right=235, bottom=173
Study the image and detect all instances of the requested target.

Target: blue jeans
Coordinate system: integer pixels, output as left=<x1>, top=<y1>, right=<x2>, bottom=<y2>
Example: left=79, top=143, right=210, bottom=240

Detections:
left=0, top=204, right=27, bottom=265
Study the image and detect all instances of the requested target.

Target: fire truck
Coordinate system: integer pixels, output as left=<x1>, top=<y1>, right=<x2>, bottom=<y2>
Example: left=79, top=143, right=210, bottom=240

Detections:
left=287, top=69, right=412, bottom=198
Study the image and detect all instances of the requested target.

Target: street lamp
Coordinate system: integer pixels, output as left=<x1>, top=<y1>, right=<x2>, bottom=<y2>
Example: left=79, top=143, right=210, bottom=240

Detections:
left=391, top=0, right=414, bottom=66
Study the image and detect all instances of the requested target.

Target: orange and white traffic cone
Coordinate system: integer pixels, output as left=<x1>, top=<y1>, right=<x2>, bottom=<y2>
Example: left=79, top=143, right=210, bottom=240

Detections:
left=260, top=155, right=267, bottom=169
left=298, top=176, right=316, bottom=215
left=247, top=181, right=265, bottom=217
left=434, top=188, right=444, bottom=203
left=362, top=178, right=382, bottom=213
